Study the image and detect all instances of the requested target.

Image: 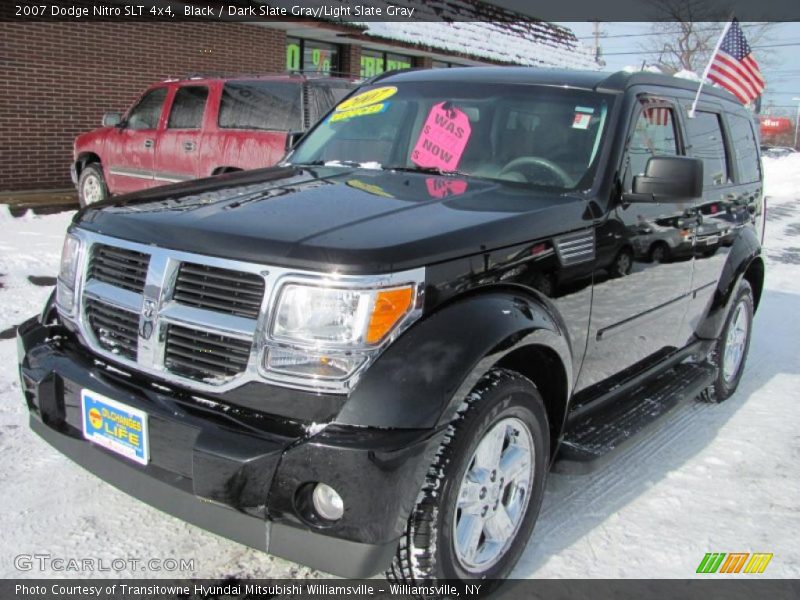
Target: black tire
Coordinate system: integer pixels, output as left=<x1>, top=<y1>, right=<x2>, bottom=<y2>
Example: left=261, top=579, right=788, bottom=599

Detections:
left=77, top=163, right=108, bottom=207
left=649, top=242, right=670, bottom=263
left=609, top=247, right=633, bottom=277
left=706, top=279, right=754, bottom=402
left=387, top=368, right=549, bottom=591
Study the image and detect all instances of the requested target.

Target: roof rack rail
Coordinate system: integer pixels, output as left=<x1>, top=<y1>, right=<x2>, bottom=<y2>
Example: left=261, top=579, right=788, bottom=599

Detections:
left=363, top=67, right=423, bottom=85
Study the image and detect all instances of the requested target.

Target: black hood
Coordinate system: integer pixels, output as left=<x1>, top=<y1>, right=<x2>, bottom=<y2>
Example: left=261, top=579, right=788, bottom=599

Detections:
left=76, top=167, right=590, bottom=273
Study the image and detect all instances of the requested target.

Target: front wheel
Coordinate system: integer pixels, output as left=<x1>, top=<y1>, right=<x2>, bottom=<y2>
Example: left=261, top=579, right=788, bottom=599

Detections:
left=609, top=248, right=633, bottom=277
left=387, top=369, right=549, bottom=589
left=78, top=163, right=108, bottom=207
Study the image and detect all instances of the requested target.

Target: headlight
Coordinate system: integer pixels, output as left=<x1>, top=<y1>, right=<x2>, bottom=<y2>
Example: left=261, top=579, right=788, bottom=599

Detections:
left=56, top=234, right=81, bottom=315
left=272, top=284, right=414, bottom=347
left=264, top=277, right=421, bottom=385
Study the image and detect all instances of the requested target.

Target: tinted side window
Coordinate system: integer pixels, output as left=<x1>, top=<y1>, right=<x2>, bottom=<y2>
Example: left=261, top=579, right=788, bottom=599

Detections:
left=624, top=104, right=679, bottom=191
left=127, top=88, right=167, bottom=130
left=167, top=86, right=208, bottom=129
left=219, top=81, right=302, bottom=131
left=686, top=111, right=729, bottom=186
left=727, top=113, right=760, bottom=183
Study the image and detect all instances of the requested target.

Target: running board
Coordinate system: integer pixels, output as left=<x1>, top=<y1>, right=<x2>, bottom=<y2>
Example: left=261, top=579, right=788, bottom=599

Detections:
left=554, top=362, right=716, bottom=474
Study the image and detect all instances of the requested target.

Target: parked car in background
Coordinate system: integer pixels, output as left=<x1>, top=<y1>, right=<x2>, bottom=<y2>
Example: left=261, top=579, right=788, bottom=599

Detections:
left=72, top=74, right=357, bottom=206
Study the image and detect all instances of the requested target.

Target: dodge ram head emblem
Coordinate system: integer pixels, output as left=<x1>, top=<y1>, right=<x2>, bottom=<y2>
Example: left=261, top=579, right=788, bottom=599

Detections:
left=139, top=300, right=156, bottom=340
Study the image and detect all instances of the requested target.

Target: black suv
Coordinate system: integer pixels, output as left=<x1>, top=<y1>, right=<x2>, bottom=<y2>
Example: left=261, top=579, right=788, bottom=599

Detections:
left=18, top=68, right=765, bottom=586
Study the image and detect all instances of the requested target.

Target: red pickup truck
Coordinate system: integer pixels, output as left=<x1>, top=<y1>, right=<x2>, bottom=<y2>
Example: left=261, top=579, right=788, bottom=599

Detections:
left=72, top=74, right=356, bottom=206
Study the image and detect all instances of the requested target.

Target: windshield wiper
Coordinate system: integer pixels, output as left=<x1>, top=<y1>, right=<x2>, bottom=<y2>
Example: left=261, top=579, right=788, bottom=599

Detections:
left=290, top=160, right=382, bottom=169
left=385, top=165, right=468, bottom=177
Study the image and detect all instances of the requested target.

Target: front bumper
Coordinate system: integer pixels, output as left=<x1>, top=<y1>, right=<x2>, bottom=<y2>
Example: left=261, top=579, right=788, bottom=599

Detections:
left=17, top=316, right=443, bottom=578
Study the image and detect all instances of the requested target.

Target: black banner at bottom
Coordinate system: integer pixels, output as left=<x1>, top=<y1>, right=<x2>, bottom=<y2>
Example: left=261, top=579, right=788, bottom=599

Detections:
left=2, top=579, right=798, bottom=600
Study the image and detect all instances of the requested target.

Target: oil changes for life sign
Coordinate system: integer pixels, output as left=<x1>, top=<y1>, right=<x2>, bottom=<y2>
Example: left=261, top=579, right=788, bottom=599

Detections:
left=411, top=102, right=472, bottom=172
left=81, top=389, right=149, bottom=465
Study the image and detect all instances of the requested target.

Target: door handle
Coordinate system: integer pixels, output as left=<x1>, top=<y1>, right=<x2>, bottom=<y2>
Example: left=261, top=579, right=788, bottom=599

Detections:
left=183, top=141, right=196, bottom=152
left=143, top=139, right=154, bottom=149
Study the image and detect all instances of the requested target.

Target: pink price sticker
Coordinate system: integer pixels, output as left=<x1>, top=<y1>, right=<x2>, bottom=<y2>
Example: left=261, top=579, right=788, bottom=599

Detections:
left=411, top=102, right=472, bottom=171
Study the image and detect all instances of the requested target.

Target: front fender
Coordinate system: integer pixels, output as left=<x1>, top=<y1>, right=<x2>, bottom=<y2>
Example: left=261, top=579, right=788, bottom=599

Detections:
left=336, top=290, right=573, bottom=429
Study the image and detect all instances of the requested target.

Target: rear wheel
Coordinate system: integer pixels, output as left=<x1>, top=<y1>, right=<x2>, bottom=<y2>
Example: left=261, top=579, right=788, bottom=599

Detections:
left=707, top=279, right=754, bottom=402
left=387, top=369, right=549, bottom=590
left=78, top=164, right=108, bottom=207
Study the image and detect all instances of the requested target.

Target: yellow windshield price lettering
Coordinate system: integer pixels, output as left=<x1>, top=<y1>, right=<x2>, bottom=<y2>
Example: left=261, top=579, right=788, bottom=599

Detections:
left=330, top=103, right=387, bottom=123
left=335, top=86, right=397, bottom=112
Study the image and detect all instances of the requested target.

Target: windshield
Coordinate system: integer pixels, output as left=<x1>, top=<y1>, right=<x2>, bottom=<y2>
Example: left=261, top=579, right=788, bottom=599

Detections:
left=288, top=81, right=612, bottom=191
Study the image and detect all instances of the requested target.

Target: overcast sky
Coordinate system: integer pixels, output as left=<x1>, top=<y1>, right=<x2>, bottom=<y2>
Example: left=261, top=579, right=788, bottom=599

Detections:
left=559, top=22, right=800, bottom=117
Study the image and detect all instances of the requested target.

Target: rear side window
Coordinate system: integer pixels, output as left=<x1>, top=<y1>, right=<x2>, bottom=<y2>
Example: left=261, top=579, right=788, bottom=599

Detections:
left=727, top=113, right=761, bottom=183
left=167, top=86, right=208, bottom=129
left=685, top=111, right=729, bottom=186
left=127, top=88, right=167, bottom=130
left=306, top=81, right=356, bottom=124
left=219, top=81, right=302, bottom=131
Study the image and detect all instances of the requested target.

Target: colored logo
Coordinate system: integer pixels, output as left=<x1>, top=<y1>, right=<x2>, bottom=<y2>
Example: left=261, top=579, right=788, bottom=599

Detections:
left=335, top=86, right=397, bottom=112
left=88, top=408, right=103, bottom=429
left=696, top=552, right=773, bottom=574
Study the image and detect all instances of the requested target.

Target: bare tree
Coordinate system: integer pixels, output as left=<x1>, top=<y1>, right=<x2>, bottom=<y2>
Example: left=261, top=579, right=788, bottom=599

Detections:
left=640, top=0, right=776, bottom=73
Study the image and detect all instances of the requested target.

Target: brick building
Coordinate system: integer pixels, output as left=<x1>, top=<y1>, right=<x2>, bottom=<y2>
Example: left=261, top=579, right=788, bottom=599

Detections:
left=0, top=13, right=595, bottom=192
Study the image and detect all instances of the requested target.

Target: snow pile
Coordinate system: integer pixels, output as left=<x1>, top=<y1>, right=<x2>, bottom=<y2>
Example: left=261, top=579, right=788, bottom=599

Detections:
left=673, top=69, right=702, bottom=82
left=623, top=64, right=664, bottom=74
left=0, top=206, right=75, bottom=333
left=621, top=66, right=703, bottom=83
left=0, top=157, right=798, bottom=577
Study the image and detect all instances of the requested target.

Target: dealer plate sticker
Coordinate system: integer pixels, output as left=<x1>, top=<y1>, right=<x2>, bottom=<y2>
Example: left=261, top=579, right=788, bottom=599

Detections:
left=81, top=389, right=149, bottom=465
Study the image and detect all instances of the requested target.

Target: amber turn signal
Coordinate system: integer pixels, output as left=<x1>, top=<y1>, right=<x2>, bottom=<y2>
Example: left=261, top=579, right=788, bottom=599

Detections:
left=366, top=287, right=414, bottom=344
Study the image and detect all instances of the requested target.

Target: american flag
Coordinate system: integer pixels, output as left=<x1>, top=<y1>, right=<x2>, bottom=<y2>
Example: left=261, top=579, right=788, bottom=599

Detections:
left=707, top=19, right=765, bottom=105
left=642, top=98, right=670, bottom=126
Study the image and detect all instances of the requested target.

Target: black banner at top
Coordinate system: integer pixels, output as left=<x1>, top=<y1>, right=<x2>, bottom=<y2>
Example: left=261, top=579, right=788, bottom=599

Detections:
left=2, top=0, right=800, bottom=22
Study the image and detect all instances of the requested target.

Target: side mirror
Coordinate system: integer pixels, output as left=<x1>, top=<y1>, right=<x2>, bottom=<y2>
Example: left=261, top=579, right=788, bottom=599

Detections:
left=102, top=112, right=122, bottom=127
left=285, top=130, right=305, bottom=152
left=623, top=156, right=703, bottom=203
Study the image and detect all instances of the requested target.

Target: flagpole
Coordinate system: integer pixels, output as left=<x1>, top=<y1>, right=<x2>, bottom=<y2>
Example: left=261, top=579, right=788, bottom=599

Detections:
left=689, top=19, right=734, bottom=118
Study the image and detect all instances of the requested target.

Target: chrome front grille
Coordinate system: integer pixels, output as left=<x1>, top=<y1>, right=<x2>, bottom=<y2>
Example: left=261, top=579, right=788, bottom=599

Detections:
left=165, top=324, right=252, bottom=380
left=85, top=298, right=139, bottom=361
left=88, top=244, right=150, bottom=293
left=73, top=232, right=268, bottom=390
left=174, top=262, right=265, bottom=319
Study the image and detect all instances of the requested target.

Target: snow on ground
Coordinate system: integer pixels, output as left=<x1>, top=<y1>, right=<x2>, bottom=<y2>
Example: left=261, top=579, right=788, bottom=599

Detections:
left=1, top=156, right=799, bottom=579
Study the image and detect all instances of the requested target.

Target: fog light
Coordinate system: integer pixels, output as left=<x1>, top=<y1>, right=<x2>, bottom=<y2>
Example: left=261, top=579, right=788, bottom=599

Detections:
left=312, top=483, right=344, bottom=521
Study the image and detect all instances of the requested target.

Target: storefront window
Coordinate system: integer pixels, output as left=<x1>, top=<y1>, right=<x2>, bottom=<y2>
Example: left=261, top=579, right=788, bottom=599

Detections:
left=286, top=38, right=339, bottom=74
left=432, top=60, right=465, bottom=68
left=386, top=53, right=413, bottom=71
left=360, top=49, right=413, bottom=77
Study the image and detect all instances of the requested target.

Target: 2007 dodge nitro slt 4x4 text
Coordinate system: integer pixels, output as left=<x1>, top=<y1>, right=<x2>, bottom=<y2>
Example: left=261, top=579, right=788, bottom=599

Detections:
left=18, top=68, right=765, bottom=587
